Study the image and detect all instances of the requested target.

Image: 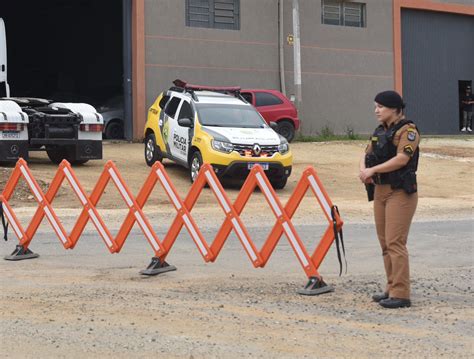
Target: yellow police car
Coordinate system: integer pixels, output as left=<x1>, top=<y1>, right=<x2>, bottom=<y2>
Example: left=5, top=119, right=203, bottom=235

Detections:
left=143, top=80, right=293, bottom=189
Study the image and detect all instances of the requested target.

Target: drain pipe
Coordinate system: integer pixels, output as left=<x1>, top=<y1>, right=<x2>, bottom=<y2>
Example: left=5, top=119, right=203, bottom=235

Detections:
left=279, top=0, right=286, bottom=96
left=292, top=0, right=302, bottom=109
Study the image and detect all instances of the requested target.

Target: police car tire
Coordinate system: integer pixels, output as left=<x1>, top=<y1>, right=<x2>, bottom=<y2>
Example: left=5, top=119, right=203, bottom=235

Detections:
left=145, top=133, right=162, bottom=167
left=270, top=176, right=288, bottom=190
left=189, top=151, right=203, bottom=183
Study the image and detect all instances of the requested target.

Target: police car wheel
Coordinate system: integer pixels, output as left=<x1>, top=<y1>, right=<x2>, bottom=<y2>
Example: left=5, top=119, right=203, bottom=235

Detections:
left=145, top=133, right=162, bottom=167
left=270, top=176, right=288, bottom=190
left=189, top=151, right=203, bottom=183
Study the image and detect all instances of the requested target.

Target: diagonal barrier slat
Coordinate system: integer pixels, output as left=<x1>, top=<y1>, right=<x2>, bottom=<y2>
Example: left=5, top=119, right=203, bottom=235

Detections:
left=1, top=199, right=27, bottom=244
left=60, top=162, right=117, bottom=251
left=107, top=162, right=164, bottom=254
left=117, top=161, right=212, bottom=261
left=199, top=164, right=262, bottom=266
left=3, top=159, right=73, bottom=249
left=262, top=167, right=343, bottom=270
left=70, top=164, right=113, bottom=250
left=212, top=166, right=321, bottom=278
left=1, top=158, right=344, bottom=295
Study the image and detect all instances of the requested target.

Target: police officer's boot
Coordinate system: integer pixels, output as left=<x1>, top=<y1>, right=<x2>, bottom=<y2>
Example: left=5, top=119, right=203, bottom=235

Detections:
left=379, top=297, right=411, bottom=308
left=372, top=292, right=389, bottom=302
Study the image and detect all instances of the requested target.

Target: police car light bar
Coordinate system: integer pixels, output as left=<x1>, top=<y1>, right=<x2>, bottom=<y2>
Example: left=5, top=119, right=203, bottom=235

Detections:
left=173, top=79, right=241, bottom=93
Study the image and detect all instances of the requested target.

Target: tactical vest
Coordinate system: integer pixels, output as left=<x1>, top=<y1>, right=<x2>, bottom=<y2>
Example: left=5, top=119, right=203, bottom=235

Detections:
left=366, top=119, right=419, bottom=194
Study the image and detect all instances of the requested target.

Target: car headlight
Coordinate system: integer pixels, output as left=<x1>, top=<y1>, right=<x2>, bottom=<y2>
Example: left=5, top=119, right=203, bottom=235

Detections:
left=278, top=140, right=289, bottom=154
left=212, top=139, right=234, bottom=153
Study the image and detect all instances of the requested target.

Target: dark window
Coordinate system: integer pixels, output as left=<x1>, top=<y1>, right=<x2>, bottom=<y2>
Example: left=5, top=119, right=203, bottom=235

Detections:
left=0, top=82, right=6, bottom=98
left=241, top=92, right=253, bottom=103
left=178, top=101, right=194, bottom=120
left=159, top=95, right=170, bottom=109
left=322, top=0, right=366, bottom=28
left=186, top=0, right=240, bottom=30
left=195, top=104, right=265, bottom=128
left=255, top=92, right=284, bottom=107
left=164, top=97, right=181, bottom=118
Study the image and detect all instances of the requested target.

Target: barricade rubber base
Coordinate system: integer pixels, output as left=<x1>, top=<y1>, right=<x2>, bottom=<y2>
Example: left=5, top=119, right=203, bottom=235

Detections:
left=297, top=276, right=334, bottom=296
left=4, top=245, right=40, bottom=261
left=140, top=257, right=177, bottom=276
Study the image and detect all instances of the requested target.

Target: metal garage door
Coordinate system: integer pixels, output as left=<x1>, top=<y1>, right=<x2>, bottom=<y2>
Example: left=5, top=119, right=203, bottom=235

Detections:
left=401, top=9, right=474, bottom=134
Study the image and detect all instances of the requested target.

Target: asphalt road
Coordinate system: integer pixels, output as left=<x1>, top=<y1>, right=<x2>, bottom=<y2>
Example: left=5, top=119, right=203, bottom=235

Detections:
left=1, top=219, right=471, bottom=291
left=0, top=219, right=472, bottom=358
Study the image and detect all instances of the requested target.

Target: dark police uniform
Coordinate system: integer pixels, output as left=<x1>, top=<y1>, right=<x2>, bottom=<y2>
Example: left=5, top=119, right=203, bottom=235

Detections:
left=460, top=91, right=473, bottom=130
left=365, top=119, right=420, bottom=300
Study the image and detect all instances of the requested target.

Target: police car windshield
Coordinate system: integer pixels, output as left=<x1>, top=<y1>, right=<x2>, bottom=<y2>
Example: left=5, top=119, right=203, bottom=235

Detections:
left=196, top=104, right=267, bottom=128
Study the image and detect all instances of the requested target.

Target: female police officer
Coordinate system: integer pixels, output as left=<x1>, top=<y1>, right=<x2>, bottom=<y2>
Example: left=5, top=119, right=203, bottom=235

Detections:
left=359, top=90, right=419, bottom=309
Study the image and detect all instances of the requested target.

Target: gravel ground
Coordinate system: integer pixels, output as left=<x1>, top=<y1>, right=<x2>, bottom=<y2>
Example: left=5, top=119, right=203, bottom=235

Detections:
left=0, top=220, right=472, bottom=358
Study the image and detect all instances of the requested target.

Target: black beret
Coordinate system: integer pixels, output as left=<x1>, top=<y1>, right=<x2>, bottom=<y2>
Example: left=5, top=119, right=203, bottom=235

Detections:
left=374, top=90, right=405, bottom=109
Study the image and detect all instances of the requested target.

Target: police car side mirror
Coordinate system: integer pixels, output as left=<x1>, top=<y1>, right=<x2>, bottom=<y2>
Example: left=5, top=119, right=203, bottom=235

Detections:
left=178, top=117, right=193, bottom=128
left=269, top=121, right=278, bottom=131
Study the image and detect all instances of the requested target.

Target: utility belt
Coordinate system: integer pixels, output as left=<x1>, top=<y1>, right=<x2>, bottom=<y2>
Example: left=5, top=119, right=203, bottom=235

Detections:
left=372, top=173, right=390, bottom=185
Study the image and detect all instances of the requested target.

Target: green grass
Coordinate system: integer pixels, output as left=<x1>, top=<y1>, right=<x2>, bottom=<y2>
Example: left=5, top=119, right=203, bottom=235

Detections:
left=294, top=125, right=473, bottom=143
left=295, top=126, right=364, bottom=142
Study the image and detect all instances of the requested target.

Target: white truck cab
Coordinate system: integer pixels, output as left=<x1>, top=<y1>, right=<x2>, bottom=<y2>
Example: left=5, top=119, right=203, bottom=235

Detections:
left=0, top=100, right=29, bottom=161
left=0, top=17, right=103, bottom=165
left=0, top=18, right=10, bottom=97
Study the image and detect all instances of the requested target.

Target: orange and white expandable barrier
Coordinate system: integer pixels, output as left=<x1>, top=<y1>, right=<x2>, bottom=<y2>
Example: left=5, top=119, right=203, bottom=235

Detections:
left=0, top=158, right=344, bottom=295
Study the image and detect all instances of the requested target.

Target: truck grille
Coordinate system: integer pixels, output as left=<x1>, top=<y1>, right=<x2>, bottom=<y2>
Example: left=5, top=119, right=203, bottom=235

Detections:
left=233, top=144, right=279, bottom=157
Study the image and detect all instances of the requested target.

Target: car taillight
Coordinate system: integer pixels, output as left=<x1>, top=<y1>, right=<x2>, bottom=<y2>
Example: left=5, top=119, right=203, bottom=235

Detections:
left=0, top=123, right=24, bottom=131
left=80, top=124, right=103, bottom=132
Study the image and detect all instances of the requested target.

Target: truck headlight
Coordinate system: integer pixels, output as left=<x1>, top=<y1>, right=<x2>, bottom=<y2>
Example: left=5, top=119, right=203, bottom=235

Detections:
left=278, top=140, right=289, bottom=154
left=212, top=140, right=234, bottom=153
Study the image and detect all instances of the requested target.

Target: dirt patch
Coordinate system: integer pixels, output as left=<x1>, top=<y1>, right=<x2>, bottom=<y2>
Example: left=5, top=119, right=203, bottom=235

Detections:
left=0, top=138, right=473, bottom=358
left=422, top=146, right=473, bottom=158
left=1, top=138, right=472, bottom=224
left=0, top=167, right=67, bottom=202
